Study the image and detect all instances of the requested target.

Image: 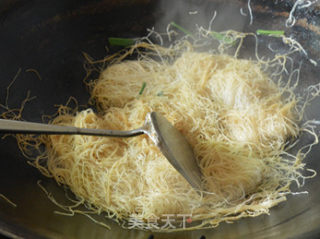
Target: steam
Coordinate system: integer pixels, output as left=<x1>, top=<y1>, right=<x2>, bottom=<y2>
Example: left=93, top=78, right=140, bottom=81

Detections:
left=153, top=0, right=248, bottom=38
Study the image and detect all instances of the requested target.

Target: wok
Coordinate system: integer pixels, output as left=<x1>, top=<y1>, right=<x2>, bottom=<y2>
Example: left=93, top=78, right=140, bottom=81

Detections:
left=0, top=0, right=320, bottom=238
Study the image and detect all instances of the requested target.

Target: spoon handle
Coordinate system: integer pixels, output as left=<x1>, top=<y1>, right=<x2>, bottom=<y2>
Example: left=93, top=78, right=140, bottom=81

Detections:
left=0, top=119, right=144, bottom=137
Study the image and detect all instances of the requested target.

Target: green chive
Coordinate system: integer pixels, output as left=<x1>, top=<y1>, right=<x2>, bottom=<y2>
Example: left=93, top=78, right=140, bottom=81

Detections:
left=108, top=37, right=135, bottom=47
left=170, top=22, right=193, bottom=37
left=256, top=29, right=285, bottom=37
left=210, top=31, right=236, bottom=44
left=139, top=82, right=147, bottom=95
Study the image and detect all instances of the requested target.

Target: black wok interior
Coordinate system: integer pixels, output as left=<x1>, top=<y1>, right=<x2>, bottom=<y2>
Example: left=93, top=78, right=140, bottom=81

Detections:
left=0, top=0, right=320, bottom=238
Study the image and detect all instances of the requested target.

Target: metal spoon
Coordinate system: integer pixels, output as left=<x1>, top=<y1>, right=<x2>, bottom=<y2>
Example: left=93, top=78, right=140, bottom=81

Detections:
left=0, top=112, right=202, bottom=190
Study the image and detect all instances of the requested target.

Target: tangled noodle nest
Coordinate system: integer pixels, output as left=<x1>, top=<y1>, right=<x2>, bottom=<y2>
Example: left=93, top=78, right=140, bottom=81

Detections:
left=15, top=29, right=319, bottom=231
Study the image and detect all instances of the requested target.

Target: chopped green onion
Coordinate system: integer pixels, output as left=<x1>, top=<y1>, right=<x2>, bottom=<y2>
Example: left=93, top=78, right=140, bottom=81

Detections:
left=139, top=82, right=147, bottom=95
left=210, top=31, right=236, bottom=44
left=210, top=31, right=226, bottom=41
left=256, top=29, right=285, bottom=37
left=170, top=22, right=193, bottom=37
left=157, top=91, right=164, bottom=96
left=108, top=37, right=135, bottom=47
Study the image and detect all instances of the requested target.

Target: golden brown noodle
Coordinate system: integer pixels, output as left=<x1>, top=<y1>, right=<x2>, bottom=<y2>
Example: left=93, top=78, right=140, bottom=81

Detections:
left=0, top=194, right=17, bottom=208
left=16, top=36, right=317, bottom=231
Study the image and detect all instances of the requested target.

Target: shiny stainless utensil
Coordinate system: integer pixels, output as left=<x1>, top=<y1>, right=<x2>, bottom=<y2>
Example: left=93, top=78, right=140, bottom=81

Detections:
left=0, top=112, right=202, bottom=190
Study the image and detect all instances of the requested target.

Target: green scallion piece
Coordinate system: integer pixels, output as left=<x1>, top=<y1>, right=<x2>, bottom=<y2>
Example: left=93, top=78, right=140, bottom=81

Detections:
left=139, top=82, right=147, bottom=95
left=210, top=31, right=225, bottom=41
left=210, top=31, right=235, bottom=44
left=108, top=37, right=135, bottom=47
left=256, top=29, right=285, bottom=37
left=170, top=22, right=193, bottom=37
